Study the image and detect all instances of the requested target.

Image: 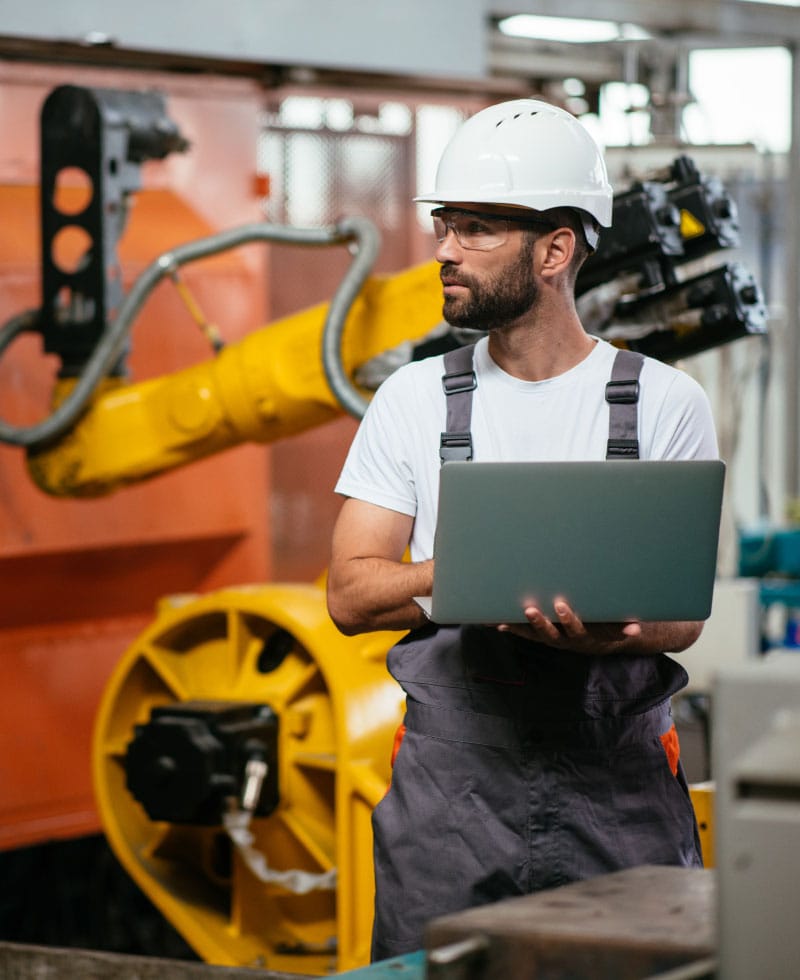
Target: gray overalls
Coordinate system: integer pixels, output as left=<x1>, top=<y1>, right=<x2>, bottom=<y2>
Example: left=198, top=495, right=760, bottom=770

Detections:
left=370, top=345, right=703, bottom=961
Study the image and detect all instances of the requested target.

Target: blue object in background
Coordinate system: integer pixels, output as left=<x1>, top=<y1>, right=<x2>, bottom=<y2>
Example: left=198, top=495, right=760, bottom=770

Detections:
left=739, top=526, right=800, bottom=650
left=335, top=950, right=426, bottom=978
left=739, top=526, right=800, bottom=578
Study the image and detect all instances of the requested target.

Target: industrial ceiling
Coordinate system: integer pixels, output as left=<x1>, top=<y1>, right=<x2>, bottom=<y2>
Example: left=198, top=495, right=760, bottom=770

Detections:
left=1, top=1, right=799, bottom=93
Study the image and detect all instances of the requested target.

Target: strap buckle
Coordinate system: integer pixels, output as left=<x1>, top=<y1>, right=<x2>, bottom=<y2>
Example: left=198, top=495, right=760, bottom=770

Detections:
left=442, top=370, right=477, bottom=396
left=606, top=438, right=640, bottom=459
left=605, top=379, right=640, bottom=405
left=440, top=431, right=473, bottom=463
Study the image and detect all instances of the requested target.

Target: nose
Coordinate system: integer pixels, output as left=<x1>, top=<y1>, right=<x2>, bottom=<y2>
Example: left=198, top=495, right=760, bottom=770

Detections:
left=434, top=225, right=463, bottom=264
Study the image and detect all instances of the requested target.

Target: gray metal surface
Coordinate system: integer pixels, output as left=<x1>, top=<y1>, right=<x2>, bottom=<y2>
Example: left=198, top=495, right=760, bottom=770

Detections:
left=0, top=941, right=307, bottom=980
left=425, top=865, right=715, bottom=980
left=489, top=0, right=800, bottom=44
left=0, top=0, right=486, bottom=79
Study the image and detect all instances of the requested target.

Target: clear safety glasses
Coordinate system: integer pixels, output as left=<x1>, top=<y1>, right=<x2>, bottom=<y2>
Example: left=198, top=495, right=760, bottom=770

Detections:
left=431, top=207, right=555, bottom=251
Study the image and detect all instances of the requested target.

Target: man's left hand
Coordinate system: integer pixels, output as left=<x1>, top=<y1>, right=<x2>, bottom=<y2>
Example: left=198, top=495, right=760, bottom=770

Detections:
left=498, top=598, right=642, bottom=655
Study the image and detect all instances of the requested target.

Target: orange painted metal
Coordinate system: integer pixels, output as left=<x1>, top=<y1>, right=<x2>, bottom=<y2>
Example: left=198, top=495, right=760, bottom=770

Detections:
left=0, top=65, right=273, bottom=851
left=0, top=617, right=151, bottom=850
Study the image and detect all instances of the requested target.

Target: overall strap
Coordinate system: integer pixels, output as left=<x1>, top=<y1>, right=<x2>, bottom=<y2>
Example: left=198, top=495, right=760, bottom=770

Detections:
left=440, top=343, right=644, bottom=462
left=440, top=343, right=477, bottom=464
left=606, top=348, right=644, bottom=459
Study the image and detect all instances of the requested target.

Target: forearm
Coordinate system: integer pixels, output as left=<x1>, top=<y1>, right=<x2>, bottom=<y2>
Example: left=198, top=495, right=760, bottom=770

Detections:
left=618, top=619, right=704, bottom=656
left=327, top=557, right=434, bottom=635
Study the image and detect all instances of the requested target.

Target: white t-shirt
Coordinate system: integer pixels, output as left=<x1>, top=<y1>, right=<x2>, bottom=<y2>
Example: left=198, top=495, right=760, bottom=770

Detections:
left=336, top=336, right=719, bottom=562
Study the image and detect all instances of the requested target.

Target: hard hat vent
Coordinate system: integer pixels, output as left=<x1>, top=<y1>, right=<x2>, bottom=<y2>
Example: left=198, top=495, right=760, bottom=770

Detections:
left=495, top=109, right=539, bottom=128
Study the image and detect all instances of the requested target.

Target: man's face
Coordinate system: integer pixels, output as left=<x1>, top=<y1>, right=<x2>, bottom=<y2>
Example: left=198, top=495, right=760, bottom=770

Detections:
left=433, top=205, right=542, bottom=331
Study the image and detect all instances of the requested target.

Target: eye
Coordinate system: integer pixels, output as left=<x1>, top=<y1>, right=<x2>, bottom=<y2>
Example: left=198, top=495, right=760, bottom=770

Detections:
left=463, top=218, right=494, bottom=237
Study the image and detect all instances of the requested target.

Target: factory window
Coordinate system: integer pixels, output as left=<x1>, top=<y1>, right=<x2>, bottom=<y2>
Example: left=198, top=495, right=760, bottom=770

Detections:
left=591, top=47, right=791, bottom=152
left=414, top=105, right=465, bottom=228
left=258, top=97, right=412, bottom=229
left=595, top=82, right=652, bottom=147
left=684, top=47, right=791, bottom=153
left=258, top=97, right=461, bottom=233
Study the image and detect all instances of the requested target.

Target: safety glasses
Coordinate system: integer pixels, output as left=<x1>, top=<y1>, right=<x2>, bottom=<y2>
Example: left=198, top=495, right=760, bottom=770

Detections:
left=431, top=207, right=555, bottom=251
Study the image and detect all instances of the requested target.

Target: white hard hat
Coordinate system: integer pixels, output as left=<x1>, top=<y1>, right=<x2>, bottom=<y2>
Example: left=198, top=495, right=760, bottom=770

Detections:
left=415, top=99, right=612, bottom=246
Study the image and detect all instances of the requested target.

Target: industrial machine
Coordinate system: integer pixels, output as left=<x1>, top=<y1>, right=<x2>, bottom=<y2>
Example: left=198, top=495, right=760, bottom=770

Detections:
left=94, top=585, right=405, bottom=973
left=713, top=654, right=800, bottom=980
left=0, top=84, right=767, bottom=973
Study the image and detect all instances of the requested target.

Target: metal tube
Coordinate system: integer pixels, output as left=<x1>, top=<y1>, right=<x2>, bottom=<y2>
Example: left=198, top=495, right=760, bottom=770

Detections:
left=0, top=219, right=379, bottom=448
left=320, top=215, right=382, bottom=418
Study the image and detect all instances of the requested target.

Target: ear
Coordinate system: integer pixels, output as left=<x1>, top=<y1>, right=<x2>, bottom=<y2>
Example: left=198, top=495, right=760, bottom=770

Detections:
left=538, top=227, right=576, bottom=280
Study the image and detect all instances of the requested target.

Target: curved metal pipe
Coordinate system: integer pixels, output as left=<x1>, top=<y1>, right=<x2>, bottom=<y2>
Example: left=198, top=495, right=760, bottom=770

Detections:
left=320, top=215, right=382, bottom=419
left=1, top=217, right=381, bottom=448
left=0, top=309, right=39, bottom=357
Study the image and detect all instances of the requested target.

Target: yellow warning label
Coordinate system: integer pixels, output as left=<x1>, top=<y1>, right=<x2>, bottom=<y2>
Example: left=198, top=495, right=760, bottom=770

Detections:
left=680, top=209, right=706, bottom=240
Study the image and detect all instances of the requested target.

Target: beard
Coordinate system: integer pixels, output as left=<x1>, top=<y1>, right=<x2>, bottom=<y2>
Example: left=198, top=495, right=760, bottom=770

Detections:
left=441, top=239, right=539, bottom=330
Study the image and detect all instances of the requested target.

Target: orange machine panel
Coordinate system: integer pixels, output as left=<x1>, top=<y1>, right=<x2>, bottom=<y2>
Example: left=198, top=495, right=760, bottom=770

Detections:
left=0, top=64, right=274, bottom=851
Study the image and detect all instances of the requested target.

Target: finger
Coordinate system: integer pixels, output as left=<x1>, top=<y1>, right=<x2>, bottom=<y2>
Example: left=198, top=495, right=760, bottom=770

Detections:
left=553, top=599, right=587, bottom=640
left=497, top=624, right=536, bottom=643
left=523, top=606, right=562, bottom=642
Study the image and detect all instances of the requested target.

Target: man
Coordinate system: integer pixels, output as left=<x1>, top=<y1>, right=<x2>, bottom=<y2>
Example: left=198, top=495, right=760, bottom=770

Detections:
left=326, top=99, right=718, bottom=961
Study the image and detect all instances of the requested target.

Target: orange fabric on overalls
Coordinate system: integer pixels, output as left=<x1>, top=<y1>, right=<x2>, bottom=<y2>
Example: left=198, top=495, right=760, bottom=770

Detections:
left=659, top=723, right=680, bottom=777
left=382, top=722, right=408, bottom=797
left=391, top=723, right=407, bottom=767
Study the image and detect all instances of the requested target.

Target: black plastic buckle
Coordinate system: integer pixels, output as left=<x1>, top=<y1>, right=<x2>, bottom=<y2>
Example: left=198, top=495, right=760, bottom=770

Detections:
left=606, top=438, right=639, bottom=459
left=442, top=370, right=477, bottom=396
left=605, top=379, right=640, bottom=404
left=440, top=431, right=473, bottom=463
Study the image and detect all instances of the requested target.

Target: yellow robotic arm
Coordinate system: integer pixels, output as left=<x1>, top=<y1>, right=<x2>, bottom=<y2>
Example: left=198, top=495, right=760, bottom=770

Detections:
left=24, top=225, right=442, bottom=498
left=0, top=85, right=442, bottom=498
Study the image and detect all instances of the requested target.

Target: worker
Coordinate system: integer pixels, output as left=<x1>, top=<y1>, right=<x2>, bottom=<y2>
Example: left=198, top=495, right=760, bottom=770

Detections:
left=326, top=99, right=719, bottom=961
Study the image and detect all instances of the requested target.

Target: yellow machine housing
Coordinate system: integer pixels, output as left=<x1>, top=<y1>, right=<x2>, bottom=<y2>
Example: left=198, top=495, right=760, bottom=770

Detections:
left=688, top=780, right=715, bottom=868
left=93, top=582, right=404, bottom=975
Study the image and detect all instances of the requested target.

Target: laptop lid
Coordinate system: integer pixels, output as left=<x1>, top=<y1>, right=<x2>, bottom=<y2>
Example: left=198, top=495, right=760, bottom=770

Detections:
left=416, top=459, right=725, bottom=625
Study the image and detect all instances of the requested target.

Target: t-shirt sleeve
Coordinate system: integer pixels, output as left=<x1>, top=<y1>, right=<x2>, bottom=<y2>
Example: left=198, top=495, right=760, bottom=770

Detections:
left=645, top=365, right=720, bottom=461
left=334, top=368, right=421, bottom=517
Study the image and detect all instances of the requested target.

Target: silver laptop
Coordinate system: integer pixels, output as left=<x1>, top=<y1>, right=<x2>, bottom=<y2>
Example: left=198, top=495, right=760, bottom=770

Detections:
left=414, top=459, right=725, bottom=625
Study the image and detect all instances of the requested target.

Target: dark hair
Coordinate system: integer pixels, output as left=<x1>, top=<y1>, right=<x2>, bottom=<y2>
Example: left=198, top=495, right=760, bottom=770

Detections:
left=523, top=207, right=591, bottom=286
left=545, top=208, right=592, bottom=269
